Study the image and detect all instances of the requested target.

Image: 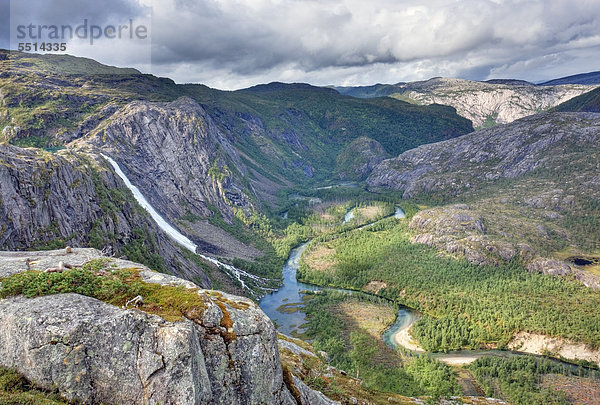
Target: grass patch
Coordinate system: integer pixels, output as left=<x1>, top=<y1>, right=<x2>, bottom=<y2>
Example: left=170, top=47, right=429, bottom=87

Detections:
left=0, top=367, right=68, bottom=404
left=277, top=303, right=303, bottom=314
left=0, top=259, right=208, bottom=323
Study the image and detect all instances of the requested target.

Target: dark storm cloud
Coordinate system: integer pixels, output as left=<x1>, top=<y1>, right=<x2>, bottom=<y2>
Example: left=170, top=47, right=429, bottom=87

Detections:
left=0, top=0, right=10, bottom=49
left=146, top=0, right=600, bottom=87
left=3, top=0, right=600, bottom=88
left=5, top=0, right=151, bottom=67
left=9, top=0, right=144, bottom=27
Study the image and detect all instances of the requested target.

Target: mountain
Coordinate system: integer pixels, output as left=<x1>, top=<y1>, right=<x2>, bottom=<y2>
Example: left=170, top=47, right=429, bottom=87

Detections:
left=368, top=111, right=600, bottom=281
left=334, top=136, right=389, bottom=180
left=368, top=111, right=600, bottom=198
left=0, top=50, right=473, bottom=290
left=2, top=50, right=600, bottom=404
left=0, top=51, right=473, bottom=187
left=332, top=83, right=405, bottom=98
left=0, top=143, right=244, bottom=288
left=336, top=77, right=597, bottom=128
left=553, top=86, right=600, bottom=113
left=539, top=71, right=600, bottom=86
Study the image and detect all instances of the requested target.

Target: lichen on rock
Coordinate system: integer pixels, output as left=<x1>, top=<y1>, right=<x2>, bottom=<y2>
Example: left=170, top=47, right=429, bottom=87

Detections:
left=0, top=248, right=335, bottom=405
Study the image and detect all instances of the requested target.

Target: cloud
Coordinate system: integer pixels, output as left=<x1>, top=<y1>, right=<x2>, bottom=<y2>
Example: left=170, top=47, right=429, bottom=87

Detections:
left=6, top=0, right=152, bottom=67
left=4, top=0, right=600, bottom=88
left=9, top=0, right=144, bottom=27
left=147, top=0, right=600, bottom=87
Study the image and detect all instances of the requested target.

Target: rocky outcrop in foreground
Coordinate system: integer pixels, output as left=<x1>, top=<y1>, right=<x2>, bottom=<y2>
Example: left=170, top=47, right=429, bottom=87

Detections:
left=0, top=248, right=336, bottom=405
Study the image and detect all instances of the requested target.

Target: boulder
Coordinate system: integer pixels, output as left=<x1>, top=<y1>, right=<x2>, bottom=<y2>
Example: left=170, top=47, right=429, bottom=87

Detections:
left=526, top=257, right=572, bottom=276
left=0, top=252, right=336, bottom=405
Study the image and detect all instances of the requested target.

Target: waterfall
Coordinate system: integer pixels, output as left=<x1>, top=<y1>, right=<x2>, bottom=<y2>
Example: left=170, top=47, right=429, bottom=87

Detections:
left=102, top=154, right=273, bottom=295
left=102, top=154, right=199, bottom=254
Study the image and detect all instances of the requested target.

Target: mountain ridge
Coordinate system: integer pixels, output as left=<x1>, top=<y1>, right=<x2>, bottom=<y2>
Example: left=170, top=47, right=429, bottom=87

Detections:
left=0, top=49, right=472, bottom=291
left=367, top=111, right=600, bottom=282
left=336, top=77, right=598, bottom=127
left=539, top=71, right=600, bottom=86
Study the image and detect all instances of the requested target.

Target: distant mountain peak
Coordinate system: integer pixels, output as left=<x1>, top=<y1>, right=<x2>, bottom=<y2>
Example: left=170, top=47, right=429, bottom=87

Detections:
left=240, top=81, right=337, bottom=94
left=539, top=71, right=600, bottom=86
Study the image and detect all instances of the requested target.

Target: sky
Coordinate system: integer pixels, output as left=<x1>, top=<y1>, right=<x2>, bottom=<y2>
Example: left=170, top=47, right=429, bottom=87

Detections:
left=1, top=0, right=599, bottom=90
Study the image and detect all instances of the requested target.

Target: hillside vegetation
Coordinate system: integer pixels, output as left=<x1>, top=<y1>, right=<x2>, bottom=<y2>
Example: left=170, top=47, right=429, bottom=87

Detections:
left=367, top=112, right=600, bottom=276
left=0, top=50, right=472, bottom=186
left=554, top=87, right=600, bottom=113
left=298, top=216, right=600, bottom=352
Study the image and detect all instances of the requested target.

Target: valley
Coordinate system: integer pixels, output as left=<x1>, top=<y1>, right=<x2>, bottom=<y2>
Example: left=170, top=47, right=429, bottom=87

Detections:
left=1, top=49, right=600, bottom=404
left=254, top=194, right=600, bottom=402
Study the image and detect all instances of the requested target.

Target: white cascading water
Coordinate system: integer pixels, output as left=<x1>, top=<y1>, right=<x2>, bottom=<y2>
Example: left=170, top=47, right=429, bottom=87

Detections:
left=102, top=155, right=198, bottom=253
left=102, top=154, right=273, bottom=295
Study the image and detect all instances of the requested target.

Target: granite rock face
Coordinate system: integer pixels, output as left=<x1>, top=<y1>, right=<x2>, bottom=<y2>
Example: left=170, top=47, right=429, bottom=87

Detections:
left=367, top=112, right=600, bottom=284
left=0, top=251, right=336, bottom=405
left=0, top=144, right=211, bottom=286
left=526, top=257, right=573, bottom=276
left=368, top=112, right=600, bottom=198
left=408, top=204, right=518, bottom=265
left=397, top=78, right=597, bottom=127
left=87, top=97, right=253, bottom=225
left=525, top=257, right=600, bottom=289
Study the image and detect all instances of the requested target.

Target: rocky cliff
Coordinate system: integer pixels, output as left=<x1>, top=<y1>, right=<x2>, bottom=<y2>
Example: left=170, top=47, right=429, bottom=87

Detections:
left=0, top=50, right=474, bottom=267
left=0, top=248, right=337, bottom=405
left=337, top=77, right=598, bottom=128
left=85, top=97, right=254, bottom=225
left=554, top=86, right=600, bottom=113
left=0, top=144, right=215, bottom=287
left=80, top=97, right=264, bottom=260
left=395, top=78, right=597, bottom=127
left=368, top=112, right=600, bottom=198
left=368, top=112, right=600, bottom=283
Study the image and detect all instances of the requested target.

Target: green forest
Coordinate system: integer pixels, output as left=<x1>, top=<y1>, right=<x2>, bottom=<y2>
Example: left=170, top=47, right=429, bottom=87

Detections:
left=469, top=356, right=600, bottom=404
left=302, top=291, right=460, bottom=399
left=298, top=216, right=600, bottom=352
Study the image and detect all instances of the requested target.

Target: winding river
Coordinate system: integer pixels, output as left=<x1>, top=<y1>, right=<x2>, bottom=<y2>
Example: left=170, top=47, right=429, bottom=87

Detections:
left=258, top=205, right=597, bottom=369
left=259, top=207, right=407, bottom=338
left=258, top=243, right=315, bottom=336
left=104, top=160, right=594, bottom=370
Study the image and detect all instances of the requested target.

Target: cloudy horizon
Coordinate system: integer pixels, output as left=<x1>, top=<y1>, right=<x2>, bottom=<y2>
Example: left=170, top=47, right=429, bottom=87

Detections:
left=1, top=0, right=599, bottom=90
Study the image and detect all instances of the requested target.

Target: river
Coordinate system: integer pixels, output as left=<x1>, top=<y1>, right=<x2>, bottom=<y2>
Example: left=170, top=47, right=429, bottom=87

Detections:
left=102, top=161, right=591, bottom=370
left=258, top=243, right=315, bottom=336
left=259, top=206, right=406, bottom=336
left=258, top=205, right=596, bottom=369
